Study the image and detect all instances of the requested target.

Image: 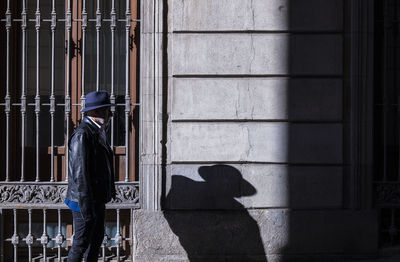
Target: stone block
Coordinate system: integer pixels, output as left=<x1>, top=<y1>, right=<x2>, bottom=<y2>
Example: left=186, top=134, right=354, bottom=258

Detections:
left=132, top=210, right=377, bottom=260
left=171, top=34, right=343, bottom=75
left=285, top=210, right=378, bottom=254
left=288, top=79, right=343, bottom=120
left=170, top=123, right=342, bottom=164
left=171, top=78, right=342, bottom=120
left=165, top=164, right=343, bottom=209
left=169, top=0, right=343, bottom=31
left=288, top=123, right=343, bottom=163
left=287, top=166, right=343, bottom=209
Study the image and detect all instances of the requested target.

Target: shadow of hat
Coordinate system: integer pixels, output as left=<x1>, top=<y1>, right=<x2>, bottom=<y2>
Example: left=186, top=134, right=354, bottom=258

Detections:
left=198, top=165, right=256, bottom=197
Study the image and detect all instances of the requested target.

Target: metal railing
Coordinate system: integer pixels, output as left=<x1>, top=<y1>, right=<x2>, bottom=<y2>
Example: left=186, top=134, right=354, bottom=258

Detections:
left=1, top=207, right=137, bottom=261
left=0, top=0, right=141, bottom=261
left=374, top=0, right=400, bottom=250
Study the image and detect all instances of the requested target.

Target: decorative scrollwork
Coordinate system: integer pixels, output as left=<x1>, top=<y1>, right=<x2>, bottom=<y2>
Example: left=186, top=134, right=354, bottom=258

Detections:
left=0, top=183, right=139, bottom=208
left=375, top=183, right=400, bottom=206
left=111, top=184, right=140, bottom=205
left=0, top=184, right=67, bottom=206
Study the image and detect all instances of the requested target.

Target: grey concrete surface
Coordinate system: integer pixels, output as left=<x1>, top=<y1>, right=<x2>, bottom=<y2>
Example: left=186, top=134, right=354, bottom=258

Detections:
left=169, top=0, right=343, bottom=31
left=170, top=122, right=343, bottom=163
left=171, top=34, right=343, bottom=75
left=165, top=164, right=343, bottom=209
left=171, top=78, right=343, bottom=121
left=132, top=210, right=377, bottom=261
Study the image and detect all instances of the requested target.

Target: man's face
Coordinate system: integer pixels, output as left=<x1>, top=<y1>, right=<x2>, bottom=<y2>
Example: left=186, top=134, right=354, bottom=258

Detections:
left=93, top=107, right=112, bottom=126
left=100, top=107, right=112, bottom=125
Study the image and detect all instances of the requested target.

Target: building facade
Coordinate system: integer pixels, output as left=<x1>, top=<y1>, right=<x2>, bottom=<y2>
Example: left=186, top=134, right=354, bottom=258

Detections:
left=1, top=0, right=399, bottom=261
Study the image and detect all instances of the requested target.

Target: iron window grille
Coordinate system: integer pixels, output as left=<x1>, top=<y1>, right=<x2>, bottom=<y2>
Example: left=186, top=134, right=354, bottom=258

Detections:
left=0, top=0, right=141, bottom=260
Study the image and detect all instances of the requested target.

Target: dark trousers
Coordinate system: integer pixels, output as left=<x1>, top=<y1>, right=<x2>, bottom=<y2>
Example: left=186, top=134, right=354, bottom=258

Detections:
left=67, top=203, right=105, bottom=262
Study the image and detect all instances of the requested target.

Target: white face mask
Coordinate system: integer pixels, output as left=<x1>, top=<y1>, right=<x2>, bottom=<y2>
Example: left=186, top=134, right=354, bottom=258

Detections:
left=95, top=117, right=111, bottom=131
left=96, top=117, right=105, bottom=125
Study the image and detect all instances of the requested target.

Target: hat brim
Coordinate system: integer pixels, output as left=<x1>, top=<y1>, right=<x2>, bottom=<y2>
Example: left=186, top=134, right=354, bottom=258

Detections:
left=81, top=103, right=116, bottom=112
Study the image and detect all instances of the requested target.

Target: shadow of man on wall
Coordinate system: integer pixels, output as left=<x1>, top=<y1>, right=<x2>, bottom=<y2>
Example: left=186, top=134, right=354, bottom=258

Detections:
left=164, top=165, right=267, bottom=261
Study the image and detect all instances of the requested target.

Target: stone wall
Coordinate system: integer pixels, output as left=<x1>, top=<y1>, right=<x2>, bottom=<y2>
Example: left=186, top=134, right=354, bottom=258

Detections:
left=135, top=0, right=378, bottom=260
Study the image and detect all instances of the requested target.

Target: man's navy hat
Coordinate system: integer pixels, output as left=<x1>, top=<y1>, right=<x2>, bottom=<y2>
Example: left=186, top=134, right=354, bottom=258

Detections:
left=81, top=90, right=115, bottom=112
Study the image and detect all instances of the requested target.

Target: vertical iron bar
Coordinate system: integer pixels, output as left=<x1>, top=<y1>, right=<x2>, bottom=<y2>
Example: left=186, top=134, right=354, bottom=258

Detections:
left=35, top=0, right=41, bottom=182
left=56, top=209, right=64, bottom=261
left=71, top=213, right=75, bottom=246
left=26, top=209, right=33, bottom=262
left=139, top=0, right=144, bottom=194
left=125, top=0, right=131, bottom=182
left=383, top=0, right=389, bottom=182
left=58, top=209, right=61, bottom=261
left=5, top=0, right=11, bottom=181
left=395, top=0, right=400, bottom=182
left=102, top=240, right=106, bottom=261
left=102, top=225, right=107, bottom=262
left=115, top=209, right=121, bottom=262
left=81, top=0, right=87, bottom=116
left=41, top=209, right=48, bottom=262
left=389, top=208, right=397, bottom=245
left=20, top=0, right=27, bottom=182
left=50, top=0, right=56, bottom=182
left=12, top=209, right=18, bottom=262
left=96, top=0, right=101, bottom=91
left=102, top=209, right=108, bottom=262
left=65, top=0, right=72, bottom=182
left=0, top=209, right=4, bottom=262
left=110, top=0, right=116, bottom=148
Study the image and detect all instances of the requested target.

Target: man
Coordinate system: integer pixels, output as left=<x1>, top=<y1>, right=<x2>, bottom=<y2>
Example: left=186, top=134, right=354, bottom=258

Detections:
left=65, top=90, right=116, bottom=262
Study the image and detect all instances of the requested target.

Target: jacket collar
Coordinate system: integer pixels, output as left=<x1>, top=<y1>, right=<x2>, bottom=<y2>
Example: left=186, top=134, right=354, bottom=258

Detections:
left=86, top=116, right=102, bottom=129
left=82, top=116, right=112, bottom=152
left=82, top=116, right=101, bottom=134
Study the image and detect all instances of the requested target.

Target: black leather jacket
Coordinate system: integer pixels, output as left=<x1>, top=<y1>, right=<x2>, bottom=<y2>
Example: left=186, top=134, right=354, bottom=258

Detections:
left=66, top=117, right=116, bottom=221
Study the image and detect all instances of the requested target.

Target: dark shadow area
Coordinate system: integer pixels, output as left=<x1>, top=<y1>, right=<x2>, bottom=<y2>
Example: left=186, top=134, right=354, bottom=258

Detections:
left=279, top=0, right=379, bottom=260
left=160, top=0, right=169, bottom=210
left=373, top=0, right=400, bottom=254
left=164, top=165, right=267, bottom=261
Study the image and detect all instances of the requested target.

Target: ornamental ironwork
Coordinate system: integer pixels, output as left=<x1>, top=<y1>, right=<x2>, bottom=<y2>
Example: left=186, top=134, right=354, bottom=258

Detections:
left=0, top=183, right=139, bottom=209
left=375, top=183, right=400, bottom=207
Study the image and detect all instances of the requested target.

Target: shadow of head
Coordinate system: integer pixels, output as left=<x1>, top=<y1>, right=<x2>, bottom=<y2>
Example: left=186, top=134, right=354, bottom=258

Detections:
left=166, top=165, right=257, bottom=209
left=164, top=165, right=267, bottom=261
